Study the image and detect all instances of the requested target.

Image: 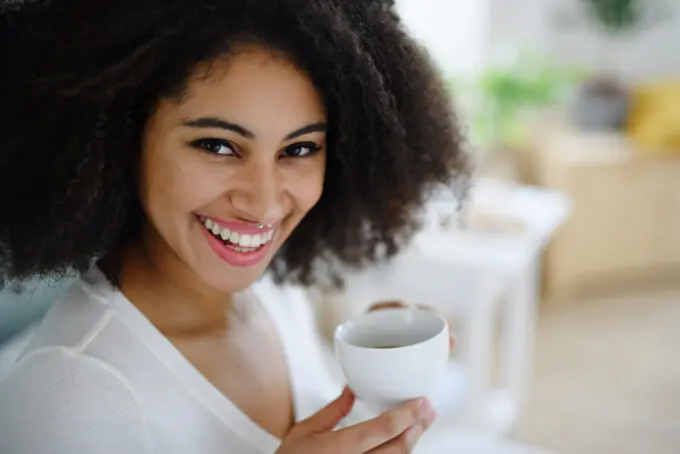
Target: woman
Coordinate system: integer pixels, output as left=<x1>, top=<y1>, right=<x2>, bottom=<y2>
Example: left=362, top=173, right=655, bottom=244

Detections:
left=0, top=0, right=467, bottom=452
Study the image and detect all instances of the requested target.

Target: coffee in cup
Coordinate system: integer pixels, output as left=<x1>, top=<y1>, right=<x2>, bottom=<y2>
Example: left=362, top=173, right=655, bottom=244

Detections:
left=334, top=308, right=450, bottom=413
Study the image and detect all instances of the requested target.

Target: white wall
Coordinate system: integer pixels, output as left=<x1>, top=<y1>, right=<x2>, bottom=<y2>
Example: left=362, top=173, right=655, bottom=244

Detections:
left=541, top=0, right=680, bottom=82
left=397, top=0, right=680, bottom=83
left=396, top=0, right=492, bottom=76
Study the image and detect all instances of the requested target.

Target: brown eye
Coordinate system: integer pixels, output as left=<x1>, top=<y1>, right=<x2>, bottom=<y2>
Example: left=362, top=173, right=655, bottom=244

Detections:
left=191, top=138, right=237, bottom=156
left=281, top=142, right=321, bottom=158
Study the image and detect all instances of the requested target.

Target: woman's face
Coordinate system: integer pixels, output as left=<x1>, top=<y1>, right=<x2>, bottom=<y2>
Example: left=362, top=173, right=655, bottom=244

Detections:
left=138, top=45, right=327, bottom=293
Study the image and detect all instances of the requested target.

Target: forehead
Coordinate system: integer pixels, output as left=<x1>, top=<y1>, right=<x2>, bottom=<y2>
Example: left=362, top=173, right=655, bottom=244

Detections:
left=173, top=46, right=326, bottom=132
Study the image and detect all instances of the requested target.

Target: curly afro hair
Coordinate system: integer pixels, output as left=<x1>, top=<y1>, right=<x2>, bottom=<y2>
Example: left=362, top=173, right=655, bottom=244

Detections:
left=0, top=0, right=469, bottom=287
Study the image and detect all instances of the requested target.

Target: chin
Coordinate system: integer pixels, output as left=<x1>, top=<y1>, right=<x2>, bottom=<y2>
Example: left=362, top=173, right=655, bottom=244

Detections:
left=196, top=242, right=280, bottom=295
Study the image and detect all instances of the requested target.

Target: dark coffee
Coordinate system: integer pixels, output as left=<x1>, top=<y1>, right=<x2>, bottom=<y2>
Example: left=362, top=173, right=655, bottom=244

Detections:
left=372, top=345, right=400, bottom=349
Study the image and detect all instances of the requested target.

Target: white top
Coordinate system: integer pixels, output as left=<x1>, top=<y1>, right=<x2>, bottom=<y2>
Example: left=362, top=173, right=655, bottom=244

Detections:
left=0, top=267, right=370, bottom=454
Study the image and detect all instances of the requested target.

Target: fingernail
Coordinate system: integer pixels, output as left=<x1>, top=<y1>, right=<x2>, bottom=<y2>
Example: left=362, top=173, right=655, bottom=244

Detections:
left=426, top=407, right=439, bottom=424
left=419, top=398, right=431, bottom=416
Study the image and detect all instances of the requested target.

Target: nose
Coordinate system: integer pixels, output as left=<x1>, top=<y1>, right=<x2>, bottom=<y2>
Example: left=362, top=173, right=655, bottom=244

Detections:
left=229, top=160, right=285, bottom=225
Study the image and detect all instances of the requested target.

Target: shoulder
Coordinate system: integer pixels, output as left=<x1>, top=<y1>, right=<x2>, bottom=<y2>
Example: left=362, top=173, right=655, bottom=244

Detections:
left=17, top=268, right=117, bottom=354
left=0, top=347, right=152, bottom=454
left=0, top=269, right=154, bottom=453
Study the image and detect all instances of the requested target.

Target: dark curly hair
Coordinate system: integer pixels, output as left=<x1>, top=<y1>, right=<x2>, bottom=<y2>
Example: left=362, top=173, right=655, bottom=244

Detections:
left=0, top=0, right=469, bottom=287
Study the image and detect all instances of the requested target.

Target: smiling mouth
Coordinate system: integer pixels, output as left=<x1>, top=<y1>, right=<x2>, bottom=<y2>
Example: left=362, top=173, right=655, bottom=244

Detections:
left=199, top=216, right=275, bottom=253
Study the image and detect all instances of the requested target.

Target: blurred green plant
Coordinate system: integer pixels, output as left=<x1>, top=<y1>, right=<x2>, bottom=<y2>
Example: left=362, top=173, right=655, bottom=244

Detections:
left=581, top=0, right=662, bottom=36
left=554, top=0, right=669, bottom=36
left=581, top=0, right=643, bottom=34
left=449, top=52, right=586, bottom=151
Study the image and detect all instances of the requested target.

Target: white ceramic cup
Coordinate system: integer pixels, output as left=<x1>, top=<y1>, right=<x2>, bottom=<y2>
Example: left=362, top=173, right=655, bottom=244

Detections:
left=334, top=308, right=450, bottom=413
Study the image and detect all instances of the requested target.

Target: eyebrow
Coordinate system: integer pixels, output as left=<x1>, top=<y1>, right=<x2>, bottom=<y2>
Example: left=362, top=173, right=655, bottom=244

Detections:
left=181, top=117, right=326, bottom=141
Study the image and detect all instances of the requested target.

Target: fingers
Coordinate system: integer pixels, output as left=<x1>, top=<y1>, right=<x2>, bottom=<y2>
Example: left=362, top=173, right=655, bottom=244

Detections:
left=336, top=398, right=432, bottom=452
left=295, top=387, right=355, bottom=436
left=368, top=301, right=440, bottom=319
left=365, top=422, right=426, bottom=453
left=366, top=406, right=438, bottom=454
left=414, top=303, right=437, bottom=313
left=368, top=301, right=409, bottom=312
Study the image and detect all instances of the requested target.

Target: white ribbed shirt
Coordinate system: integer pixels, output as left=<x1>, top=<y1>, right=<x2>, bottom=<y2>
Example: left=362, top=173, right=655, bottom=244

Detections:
left=0, top=267, right=370, bottom=454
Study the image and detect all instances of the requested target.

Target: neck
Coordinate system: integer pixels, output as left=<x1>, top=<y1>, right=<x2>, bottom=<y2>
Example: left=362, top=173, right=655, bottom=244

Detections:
left=105, top=225, right=236, bottom=338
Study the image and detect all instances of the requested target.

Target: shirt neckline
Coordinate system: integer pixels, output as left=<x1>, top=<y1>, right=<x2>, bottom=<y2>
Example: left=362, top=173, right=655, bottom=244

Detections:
left=80, top=266, right=301, bottom=452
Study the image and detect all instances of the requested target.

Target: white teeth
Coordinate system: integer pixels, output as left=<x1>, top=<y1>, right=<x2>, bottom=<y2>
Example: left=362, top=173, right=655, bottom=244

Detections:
left=239, top=234, right=252, bottom=247
left=201, top=217, right=276, bottom=251
left=233, top=246, right=257, bottom=252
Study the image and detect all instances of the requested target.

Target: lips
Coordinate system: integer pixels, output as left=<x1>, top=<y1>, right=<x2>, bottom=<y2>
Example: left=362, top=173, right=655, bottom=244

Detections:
left=198, top=215, right=277, bottom=267
left=201, top=216, right=275, bottom=251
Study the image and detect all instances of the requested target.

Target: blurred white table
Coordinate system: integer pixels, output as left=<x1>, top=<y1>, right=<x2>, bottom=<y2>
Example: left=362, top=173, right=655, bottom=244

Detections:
left=416, top=179, right=570, bottom=434
left=415, top=425, right=556, bottom=454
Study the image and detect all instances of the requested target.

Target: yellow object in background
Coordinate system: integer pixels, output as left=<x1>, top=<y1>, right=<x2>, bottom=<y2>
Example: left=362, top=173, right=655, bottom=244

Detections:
left=627, top=80, right=680, bottom=154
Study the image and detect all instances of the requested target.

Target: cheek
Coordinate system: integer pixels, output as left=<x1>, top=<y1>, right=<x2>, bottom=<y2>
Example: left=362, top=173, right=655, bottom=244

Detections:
left=140, top=151, right=220, bottom=220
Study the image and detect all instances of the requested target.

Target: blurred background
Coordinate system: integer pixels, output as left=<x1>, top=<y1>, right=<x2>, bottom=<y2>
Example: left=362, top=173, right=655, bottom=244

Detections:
left=312, top=0, right=680, bottom=453
left=1, top=1, right=679, bottom=453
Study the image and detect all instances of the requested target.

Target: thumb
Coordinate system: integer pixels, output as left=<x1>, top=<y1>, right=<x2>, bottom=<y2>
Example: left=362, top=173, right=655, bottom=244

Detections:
left=297, top=387, right=355, bottom=435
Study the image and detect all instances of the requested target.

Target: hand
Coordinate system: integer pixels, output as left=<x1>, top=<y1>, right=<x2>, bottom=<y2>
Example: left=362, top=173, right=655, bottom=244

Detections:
left=367, top=301, right=455, bottom=351
left=276, top=388, right=437, bottom=454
